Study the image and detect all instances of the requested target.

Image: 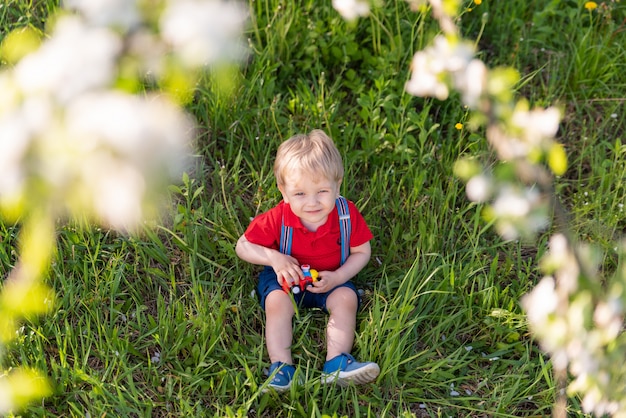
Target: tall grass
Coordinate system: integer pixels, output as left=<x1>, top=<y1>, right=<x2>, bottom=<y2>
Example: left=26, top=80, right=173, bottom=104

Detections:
left=1, top=0, right=625, bottom=416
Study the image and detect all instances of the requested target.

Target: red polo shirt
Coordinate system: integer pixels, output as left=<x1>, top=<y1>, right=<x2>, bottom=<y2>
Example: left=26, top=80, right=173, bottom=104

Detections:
left=244, top=200, right=373, bottom=272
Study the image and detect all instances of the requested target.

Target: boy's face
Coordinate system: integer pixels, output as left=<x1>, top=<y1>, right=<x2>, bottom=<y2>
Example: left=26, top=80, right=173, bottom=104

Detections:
left=278, top=170, right=341, bottom=231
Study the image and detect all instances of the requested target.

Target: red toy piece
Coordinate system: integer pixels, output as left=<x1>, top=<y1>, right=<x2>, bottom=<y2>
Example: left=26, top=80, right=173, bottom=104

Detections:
left=282, top=264, right=318, bottom=294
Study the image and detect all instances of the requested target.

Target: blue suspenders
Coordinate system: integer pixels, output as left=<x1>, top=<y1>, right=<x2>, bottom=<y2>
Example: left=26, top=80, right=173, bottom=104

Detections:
left=279, top=196, right=351, bottom=265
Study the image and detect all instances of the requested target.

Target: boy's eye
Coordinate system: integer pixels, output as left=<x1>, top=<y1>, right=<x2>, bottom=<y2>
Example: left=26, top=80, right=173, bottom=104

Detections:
left=295, top=192, right=304, bottom=196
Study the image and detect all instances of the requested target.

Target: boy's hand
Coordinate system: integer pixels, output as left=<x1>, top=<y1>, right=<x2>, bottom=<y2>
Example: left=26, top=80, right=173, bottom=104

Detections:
left=306, top=270, right=340, bottom=293
left=306, top=242, right=371, bottom=294
left=270, top=253, right=303, bottom=289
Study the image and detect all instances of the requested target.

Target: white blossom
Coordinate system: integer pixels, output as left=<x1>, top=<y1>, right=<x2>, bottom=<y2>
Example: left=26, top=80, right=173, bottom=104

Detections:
left=406, top=35, right=476, bottom=101
left=60, top=92, right=194, bottom=229
left=159, top=0, right=248, bottom=67
left=512, top=105, right=561, bottom=147
left=0, top=379, right=13, bottom=415
left=14, top=16, right=121, bottom=104
left=0, top=73, right=20, bottom=114
left=454, top=59, right=487, bottom=109
left=543, top=233, right=580, bottom=295
left=492, top=187, right=531, bottom=218
left=332, top=0, right=370, bottom=21
left=522, top=276, right=558, bottom=326
left=593, top=298, right=623, bottom=340
left=465, top=174, right=492, bottom=203
left=0, top=111, right=32, bottom=198
left=491, top=186, right=547, bottom=240
left=63, top=0, right=141, bottom=30
left=405, top=51, right=450, bottom=100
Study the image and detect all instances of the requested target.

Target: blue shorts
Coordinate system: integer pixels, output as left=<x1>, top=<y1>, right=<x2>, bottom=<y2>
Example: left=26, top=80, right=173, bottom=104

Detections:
left=256, top=266, right=361, bottom=312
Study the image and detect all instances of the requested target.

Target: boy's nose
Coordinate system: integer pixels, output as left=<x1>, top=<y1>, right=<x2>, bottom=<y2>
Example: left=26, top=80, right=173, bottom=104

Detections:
left=306, top=194, right=319, bottom=205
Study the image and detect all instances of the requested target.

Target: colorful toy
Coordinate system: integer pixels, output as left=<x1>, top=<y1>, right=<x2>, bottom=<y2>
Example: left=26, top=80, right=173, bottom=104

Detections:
left=282, top=264, right=318, bottom=294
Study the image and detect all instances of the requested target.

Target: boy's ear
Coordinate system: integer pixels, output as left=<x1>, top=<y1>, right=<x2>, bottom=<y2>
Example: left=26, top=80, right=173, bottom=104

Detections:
left=336, top=178, right=343, bottom=197
left=277, top=183, right=289, bottom=203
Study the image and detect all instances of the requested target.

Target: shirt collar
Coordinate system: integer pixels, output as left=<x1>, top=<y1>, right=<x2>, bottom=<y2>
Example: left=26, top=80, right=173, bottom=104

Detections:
left=282, top=201, right=337, bottom=233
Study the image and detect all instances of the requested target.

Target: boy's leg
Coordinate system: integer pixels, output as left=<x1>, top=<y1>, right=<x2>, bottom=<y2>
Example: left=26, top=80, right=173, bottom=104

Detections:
left=265, top=289, right=295, bottom=364
left=322, top=286, right=379, bottom=386
left=325, top=286, right=358, bottom=360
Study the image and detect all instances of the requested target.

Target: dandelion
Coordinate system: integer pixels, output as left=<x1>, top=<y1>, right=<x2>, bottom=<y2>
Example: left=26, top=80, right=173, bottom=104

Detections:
left=455, top=123, right=463, bottom=130
left=584, top=1, right=598, bottom=10
left=474, top=0, right=482, bottom=4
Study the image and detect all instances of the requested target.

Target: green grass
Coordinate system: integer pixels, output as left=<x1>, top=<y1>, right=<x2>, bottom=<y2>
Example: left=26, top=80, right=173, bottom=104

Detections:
left=1, top=0, right=626, bottom=416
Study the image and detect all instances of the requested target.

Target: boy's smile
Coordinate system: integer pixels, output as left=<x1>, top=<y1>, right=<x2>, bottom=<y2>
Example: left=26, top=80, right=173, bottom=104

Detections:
left=278, top=170, right=341, bottom=232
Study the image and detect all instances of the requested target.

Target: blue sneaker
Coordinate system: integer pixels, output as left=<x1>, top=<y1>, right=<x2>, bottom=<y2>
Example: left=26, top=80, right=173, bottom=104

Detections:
left=263, top=362, right=297, bottom=393
left=321, top=353, right=380, bottom=386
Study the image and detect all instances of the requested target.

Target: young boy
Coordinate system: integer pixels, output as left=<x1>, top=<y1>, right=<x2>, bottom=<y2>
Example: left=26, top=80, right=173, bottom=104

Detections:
left=235, top=129, right=380, bottom=392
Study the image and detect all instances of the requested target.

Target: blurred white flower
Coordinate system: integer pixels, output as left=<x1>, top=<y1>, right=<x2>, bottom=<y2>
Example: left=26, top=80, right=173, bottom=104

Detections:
left=0, top=379, right=13, bottom=414
left=0, top=93, right=57, bottom=199
left=332, top=0, right=370, bottom=21
left=492, top=186, right=547, bottom=240
left=593, top=298, right=623, bottom=340
left=59, top=92, right=194, bottom=229
left=14, top=16, right=121, bottom=104
left=406, top=35, right=476, bottom=101
left=455, top=59, right=487, bottom=109
left=0, top=113, right=31, bottom=198
left=405, top=50, right=449, bottom=100
left=542, top=233, right=580, bottom=295
left=522, top=275, right=558, bottom=325
left=63, top=0, right=141, bottom=30
left=465, top=174, right=492, bottom=203
left=492, top=186, right=531, bottom=218
left=512, top=105, right=561, bottom=147
left=0, top=73, right=20, bottom=114
left=160, top=0, right=248, bottom=67
left=580, top=388, right=619, bottom=417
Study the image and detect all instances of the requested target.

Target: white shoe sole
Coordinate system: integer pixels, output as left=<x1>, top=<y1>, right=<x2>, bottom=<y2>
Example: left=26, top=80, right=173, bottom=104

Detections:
left=321, top=362, right=380, bottom=386
left=261, top=381, right=292, bottom=394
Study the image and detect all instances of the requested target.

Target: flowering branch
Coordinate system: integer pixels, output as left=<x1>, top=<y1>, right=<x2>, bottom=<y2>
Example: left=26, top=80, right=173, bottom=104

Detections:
left=403, top=2, right=626, bottom=417
left=0, top=0, right=247, bottom=413
left=333, top=0, right=626, bottom=416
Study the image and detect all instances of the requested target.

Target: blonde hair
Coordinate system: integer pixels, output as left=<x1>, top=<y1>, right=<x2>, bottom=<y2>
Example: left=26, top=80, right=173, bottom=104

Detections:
left=273, top=129, right=344, bottom=186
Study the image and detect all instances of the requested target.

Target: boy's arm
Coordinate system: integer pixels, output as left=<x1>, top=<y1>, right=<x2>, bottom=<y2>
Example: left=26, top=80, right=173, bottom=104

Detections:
left=307, top=241, right=371, bottom=294
left=235, top=234, right=304, bottom=286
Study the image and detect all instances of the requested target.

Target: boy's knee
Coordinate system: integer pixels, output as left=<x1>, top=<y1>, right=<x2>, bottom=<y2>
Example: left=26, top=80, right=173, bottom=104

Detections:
left=327, top=286, right=358, bottom=311
left=265, top=290, right=295, bottom=316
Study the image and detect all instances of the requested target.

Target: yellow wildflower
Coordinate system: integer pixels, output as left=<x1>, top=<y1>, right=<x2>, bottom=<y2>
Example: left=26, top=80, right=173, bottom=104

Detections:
left=584, top=1, right=597, bottom=10
left=455, top=123, right=463, bottom=130
left=474, top=0, right=482, bottom=5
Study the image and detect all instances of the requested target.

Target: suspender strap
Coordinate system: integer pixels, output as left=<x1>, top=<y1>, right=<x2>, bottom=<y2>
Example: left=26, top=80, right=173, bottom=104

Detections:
left=279, top=197, right=351, bottom=265
left=336, top=196, right=351, bottom=265
left=279, top=217, right=292, bottom=256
